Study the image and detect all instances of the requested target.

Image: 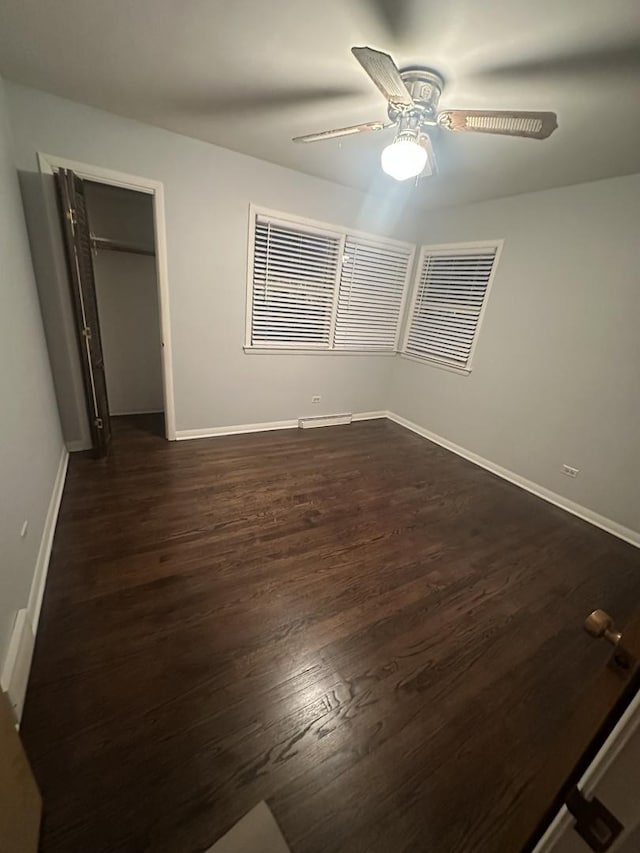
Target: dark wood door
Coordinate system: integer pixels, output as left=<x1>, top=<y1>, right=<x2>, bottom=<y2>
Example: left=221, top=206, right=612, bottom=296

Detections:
left=55, top=168, right=111, bottom=457
left=506, top=607, right=640, bottom=852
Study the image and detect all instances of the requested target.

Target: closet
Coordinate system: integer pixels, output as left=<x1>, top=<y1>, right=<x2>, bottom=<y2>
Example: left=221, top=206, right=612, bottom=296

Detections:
left=17, top=162, right=168, bottom=456
left=25, top=168, right=166, bottom=456
left=85, top=183, right=163, bottom=422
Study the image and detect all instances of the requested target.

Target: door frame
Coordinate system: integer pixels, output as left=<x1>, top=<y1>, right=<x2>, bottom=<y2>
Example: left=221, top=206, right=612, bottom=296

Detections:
left=535, top=688, right=640, bottom=850
left=38, top=152, right=177, bottom=441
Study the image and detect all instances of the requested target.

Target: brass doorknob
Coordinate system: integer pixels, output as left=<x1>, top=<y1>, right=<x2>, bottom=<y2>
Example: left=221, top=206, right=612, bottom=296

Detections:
left=584, top=610, right=622, bottom=646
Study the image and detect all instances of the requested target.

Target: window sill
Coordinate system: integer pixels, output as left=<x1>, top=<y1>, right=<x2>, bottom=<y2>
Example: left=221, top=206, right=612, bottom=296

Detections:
left=244, top=347, right=397, bottom=357
left=399, top=353, right=472, bottom=376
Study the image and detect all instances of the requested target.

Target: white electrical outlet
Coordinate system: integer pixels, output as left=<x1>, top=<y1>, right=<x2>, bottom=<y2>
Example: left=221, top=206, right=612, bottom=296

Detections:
left=20, top=520, right=28, bottom=538
left=562, top=464, right=579, bottom=478
left=311, top=395, right=321, bottom=403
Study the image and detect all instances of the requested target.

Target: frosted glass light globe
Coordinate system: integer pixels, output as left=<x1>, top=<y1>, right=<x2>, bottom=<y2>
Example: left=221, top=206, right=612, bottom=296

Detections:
left=381, top=138, right=428, bottom=181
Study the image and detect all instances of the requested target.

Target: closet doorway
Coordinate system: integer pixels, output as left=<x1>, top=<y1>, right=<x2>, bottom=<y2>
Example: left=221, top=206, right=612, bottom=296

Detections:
left=87, top=181, right=163, bottom=437
left=42, top=155, right=175, bottom=455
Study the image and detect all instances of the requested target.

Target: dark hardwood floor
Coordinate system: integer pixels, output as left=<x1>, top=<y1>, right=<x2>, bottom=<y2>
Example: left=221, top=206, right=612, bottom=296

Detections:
left=21, top=416, right=640, bottom=853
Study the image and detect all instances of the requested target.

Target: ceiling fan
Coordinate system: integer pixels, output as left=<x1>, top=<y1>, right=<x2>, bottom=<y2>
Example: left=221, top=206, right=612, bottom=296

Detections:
left=293, top=46, right=558, bottom=182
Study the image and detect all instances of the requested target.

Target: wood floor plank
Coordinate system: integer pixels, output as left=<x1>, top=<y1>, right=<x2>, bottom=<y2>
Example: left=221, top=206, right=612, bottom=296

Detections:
left=21, top=415, right=640, bottom=853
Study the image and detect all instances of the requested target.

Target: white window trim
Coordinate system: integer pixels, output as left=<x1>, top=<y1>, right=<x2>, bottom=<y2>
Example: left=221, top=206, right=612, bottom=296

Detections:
left=398, top=352, right=474, bottom=376
left=401, top=239, right=504, bottom=374
left=244, top=204, right=415, bottom=355
left=244, top=348, right=399, bottom=357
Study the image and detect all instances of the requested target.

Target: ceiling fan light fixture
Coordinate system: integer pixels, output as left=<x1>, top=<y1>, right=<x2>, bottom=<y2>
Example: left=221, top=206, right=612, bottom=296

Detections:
left=381, top=135, right=429, bottom=181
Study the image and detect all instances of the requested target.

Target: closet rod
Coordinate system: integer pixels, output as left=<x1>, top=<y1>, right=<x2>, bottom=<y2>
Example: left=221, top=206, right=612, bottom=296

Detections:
left=90, top=234, right=155, bottom=257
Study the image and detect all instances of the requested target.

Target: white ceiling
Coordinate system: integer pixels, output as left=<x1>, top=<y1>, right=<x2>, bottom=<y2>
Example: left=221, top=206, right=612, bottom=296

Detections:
left=1, top=0, right=639, bottom=210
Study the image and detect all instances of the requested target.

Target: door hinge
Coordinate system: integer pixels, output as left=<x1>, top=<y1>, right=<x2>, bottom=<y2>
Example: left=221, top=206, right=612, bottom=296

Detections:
left=566, top=787, right=623, bottom=851
left=66, top=206, right=77, bottom=228
left=94, top=417, right=104, bottom=429
left=82, top=326, right=92, bottom=341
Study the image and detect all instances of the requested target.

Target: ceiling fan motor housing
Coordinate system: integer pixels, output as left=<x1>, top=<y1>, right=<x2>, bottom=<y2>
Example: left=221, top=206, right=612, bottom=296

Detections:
left=388, top=68, right=444, bottom=124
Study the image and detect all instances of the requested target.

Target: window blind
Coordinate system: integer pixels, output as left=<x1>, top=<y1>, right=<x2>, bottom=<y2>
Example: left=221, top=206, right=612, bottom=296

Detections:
left=404, top=245, right=498, bottom=370
left=334, top=235, right=413, bottom=350
left=248, top=209, right=414, bottom=352
left=251, top=216, right=341, bottom=347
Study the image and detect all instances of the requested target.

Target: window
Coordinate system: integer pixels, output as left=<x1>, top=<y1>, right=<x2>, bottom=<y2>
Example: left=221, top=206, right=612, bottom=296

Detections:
left=247, top=207, right=414, bottom=352
left=250, top=215, right=341, bottom=348
left=334, top=234, right=414, bottom=351
left=402, top=242, right=501, bottom=372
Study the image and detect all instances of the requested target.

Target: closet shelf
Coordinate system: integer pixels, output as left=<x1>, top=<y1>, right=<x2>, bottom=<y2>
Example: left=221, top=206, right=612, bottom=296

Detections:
left=91, top=234, right=155, bottom=257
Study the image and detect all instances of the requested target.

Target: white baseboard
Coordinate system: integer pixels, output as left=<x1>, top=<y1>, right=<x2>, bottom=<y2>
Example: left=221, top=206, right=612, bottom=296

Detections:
left=386, top=411, right=640, bottom=548
left=0, top=611, right=34, bottom=722
left=176, top=419, right=298, bottom=440
left=1, top=445, right=69, bottom=721
left=353, top=410, right=387, bottom=422
left=27, top=447, right=69, bottom=630
left=175, top=410, right=387, bottom=441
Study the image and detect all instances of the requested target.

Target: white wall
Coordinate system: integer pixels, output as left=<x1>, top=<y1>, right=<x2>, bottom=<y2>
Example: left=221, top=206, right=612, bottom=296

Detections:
left=389, top=174, right=640, bottom=535
left=0, top=76, right=64, bottom=673
left=6, top=83, right=423, bottom=433
left=93, top=253, right=164, bottom=414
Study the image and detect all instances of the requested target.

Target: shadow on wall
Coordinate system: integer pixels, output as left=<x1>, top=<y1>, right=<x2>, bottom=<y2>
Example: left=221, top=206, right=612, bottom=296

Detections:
left=18, top=169, right=91, bottom=449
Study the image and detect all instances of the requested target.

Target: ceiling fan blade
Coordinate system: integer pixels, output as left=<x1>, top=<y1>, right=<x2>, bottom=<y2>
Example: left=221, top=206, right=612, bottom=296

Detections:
left=293, top=120, right=394, bottom=143
left=438, top=110, right=558, bottom=140
left=171, top=85, right=362, bottom=116
left=475, top=37, right=640, bottom=81
left=351, top=46, right=414, bottom=108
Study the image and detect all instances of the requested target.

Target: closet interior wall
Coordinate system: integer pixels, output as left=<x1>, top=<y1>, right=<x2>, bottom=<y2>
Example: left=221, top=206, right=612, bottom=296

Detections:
left=84, top=182, right=164, bottom=420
